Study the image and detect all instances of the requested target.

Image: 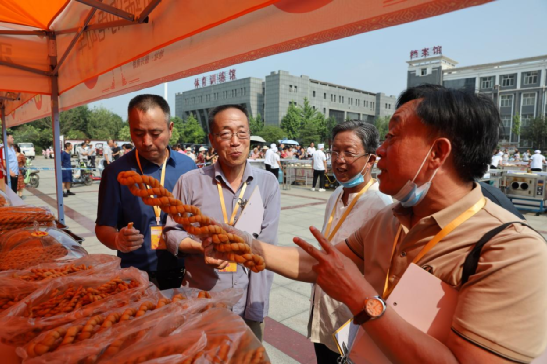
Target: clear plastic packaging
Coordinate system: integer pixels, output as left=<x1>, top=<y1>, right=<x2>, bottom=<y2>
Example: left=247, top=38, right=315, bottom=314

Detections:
left=0, top=189, right=11, bottom=207
left=0, top=225, right=88, bottom=271
left=0, top=267, right=150, bottom=346
left=0, top=206, right=55, bottom=232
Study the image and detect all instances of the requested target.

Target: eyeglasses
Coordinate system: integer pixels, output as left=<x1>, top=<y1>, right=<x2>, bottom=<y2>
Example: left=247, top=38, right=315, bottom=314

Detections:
left=213, top=130, right=250, bottom=140
left=331, top=151, right=367, bottom=163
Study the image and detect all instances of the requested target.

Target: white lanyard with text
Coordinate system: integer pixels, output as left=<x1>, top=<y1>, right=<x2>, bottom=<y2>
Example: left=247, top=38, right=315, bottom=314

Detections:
left=135, top=150, right=168, bottom=225
left=324, top=178, right=375, bottom=242
left=383, top=197, right=486, bottom=299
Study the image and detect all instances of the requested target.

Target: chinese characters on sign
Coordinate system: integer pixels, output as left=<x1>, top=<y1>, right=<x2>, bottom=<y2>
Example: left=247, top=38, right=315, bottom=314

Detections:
left=409, top=45, right=442, bottom=60
left=194, top=68, right=236, bottom=88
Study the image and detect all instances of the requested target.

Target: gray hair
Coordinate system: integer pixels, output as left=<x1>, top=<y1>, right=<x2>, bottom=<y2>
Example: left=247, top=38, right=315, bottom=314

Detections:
left=128, top=94, right=170, bottom=125
left=332, top=120, right=379, bottom=154
left=208, top=104, right=249, bottom=133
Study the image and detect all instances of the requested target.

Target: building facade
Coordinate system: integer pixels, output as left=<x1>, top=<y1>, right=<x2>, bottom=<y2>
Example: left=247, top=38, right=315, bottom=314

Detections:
left=175, top=70, right=396, bottom=133
left=407, top=55, right=547, bottom=147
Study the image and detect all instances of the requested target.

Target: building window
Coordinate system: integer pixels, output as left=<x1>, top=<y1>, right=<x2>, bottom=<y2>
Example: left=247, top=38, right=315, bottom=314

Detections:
left=313, top=91, right=316, bottom=97
left=523, top=71, right=539, bottom=85
left=421, top=68, right=427, bottom=76
left=289, top=85, right=293, bottom=92
left=522, top=93, right=535, bottom=106
left=324, top=93, right=327, bottom=99
left=500, top=115, right=512, bottom=128
left=338, top=95, right=342, bottom=103
left=312, top=106, right=315, bottom=110
left=500, top=75, right=515, bottom=87
left=323, top=108, right=326, bottom=114
left=295, top=86, right=297, bottom=93
left=356, top=99, right=360, bottom=107
left=480, top=76, right=494, bottom=89
left=500, top=95, right=513, bottom=108
left=521, top=114, right=533, bottom=126
left=342, top=96, right=344, bottom=103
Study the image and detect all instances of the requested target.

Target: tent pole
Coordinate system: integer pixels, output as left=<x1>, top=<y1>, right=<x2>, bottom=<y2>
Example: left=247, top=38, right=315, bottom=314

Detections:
left=49, top=34, right=65, bottom=224
left=1, top=104, right=11, bottom=190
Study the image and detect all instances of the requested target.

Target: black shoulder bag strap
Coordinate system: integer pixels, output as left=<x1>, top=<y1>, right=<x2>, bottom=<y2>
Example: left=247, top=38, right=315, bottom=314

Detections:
left=461, top=221, right=543, bottom=285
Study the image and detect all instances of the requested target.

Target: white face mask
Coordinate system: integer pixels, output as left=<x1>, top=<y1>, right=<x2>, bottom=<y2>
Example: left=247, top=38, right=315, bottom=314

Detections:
left=392, top=144, right=439, bottom=207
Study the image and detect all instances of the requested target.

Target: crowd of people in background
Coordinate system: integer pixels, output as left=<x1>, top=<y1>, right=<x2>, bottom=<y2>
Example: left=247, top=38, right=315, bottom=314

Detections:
left=491, top=147, right=546, bottom=171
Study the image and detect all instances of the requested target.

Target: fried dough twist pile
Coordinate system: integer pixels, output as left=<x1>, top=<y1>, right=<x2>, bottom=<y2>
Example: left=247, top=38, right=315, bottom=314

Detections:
left=117, top=171, right=265, bottom=272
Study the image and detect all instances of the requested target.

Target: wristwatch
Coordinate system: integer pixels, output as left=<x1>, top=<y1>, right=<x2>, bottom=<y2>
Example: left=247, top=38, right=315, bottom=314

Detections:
left=353, top=295, right=387, bottom=325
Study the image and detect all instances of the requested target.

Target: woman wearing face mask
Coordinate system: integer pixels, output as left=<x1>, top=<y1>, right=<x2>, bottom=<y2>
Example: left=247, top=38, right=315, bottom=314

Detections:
left=308, top=121, right=392, bottom=363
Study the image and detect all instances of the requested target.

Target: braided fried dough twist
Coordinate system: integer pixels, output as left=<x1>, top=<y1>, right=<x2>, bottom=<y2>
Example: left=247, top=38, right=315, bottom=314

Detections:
left=117, top=171, right=265, bottom=272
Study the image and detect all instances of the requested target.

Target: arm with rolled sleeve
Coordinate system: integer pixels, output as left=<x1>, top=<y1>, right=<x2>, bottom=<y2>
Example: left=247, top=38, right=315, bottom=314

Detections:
left=245, top=174, right=281, bottom=322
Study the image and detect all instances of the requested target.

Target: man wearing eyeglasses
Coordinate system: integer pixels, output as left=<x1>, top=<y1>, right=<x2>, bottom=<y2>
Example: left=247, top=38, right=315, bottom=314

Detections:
left=164, top=104, right=281, bottom=342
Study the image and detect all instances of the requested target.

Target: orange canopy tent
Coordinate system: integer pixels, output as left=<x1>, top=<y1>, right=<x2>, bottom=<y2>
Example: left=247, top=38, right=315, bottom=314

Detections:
left=0, top=0, right=491, bottom=222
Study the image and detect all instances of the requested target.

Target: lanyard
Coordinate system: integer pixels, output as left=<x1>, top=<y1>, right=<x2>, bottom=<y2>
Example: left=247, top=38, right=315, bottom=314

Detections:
left=135, top=150, right=168, bottom=225
left=324, top=178, right=375, bottom=241
left=382, top=197, right=486, bottom=299
left=217, top=180, right=248, bottom=226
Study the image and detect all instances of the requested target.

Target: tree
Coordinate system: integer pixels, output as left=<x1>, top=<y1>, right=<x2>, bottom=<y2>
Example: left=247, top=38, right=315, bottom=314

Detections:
left=180, top=114, right=206, bottom=144
left=169, top=127, right=181, bottom=145
left=521, top=116, right=547, bottom=150
left=87, top=107, right=124, bottom=140
left=512, top=114, right=521, bottom=138
left=65, top=130, right=88, bottom=140
left=323, top=116, right=337, bottom=146
left=171, top=116, right=185, bottom=138
left=60, top=106, right=91, bottom=137
left=374, top=116, right=390, bottom=140
left=249, top=113, right=264, bottom=135
left=280, top=102, right=300, bottom=140
left=117, top=125, right=131, bottom=141
left=299, top=119, right=321, bottom=147
left=257, top=125, right=285, bottom=144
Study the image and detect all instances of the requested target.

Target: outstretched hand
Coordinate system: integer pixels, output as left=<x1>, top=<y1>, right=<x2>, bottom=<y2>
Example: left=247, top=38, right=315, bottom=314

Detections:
left=293, top=226, right=374, bottom=313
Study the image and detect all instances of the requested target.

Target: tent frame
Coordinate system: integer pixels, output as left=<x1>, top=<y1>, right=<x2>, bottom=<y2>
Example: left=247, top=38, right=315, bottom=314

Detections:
left=0, top=0, right=162, bottom=223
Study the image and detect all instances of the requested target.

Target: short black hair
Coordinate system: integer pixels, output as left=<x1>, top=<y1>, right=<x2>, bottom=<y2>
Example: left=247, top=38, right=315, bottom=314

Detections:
left=332, top=120, right=379, bottom=155
left=122, top=143, right=132, bottom=150
left=128, top=94, right=170, bottom=124
left=64, top=142, right=72, bottom=149
left=208, top=104, right=249, bottom=133
left=15, top=145, right=20, bottom=153
left=396, top=84, right=500, bottom=182
left=6, top=131, right=13, bottom=137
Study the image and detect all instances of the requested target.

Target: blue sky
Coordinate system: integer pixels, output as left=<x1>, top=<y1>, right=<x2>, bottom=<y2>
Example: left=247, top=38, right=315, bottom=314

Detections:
left=90, top=0, right=547, bottom=119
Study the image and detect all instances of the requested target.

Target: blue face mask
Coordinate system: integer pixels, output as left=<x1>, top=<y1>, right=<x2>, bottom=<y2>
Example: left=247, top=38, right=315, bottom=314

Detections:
left=335, top=155, right=371, bottom=188
left=392, top=144, right=439, bottom=207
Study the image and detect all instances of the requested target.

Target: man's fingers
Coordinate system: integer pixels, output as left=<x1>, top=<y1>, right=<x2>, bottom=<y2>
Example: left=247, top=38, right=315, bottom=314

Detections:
left=293, top=236, right=325, bottom=261
left=309, top=226, right=334, bottom=254
left=123, top=228, right=140, bottom=236
left=217, top=261, right=229, bottom=270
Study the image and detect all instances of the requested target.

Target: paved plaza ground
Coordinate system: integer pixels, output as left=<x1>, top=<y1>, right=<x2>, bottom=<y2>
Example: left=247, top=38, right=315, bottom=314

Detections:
left=18, top=157, right=547, bottom=364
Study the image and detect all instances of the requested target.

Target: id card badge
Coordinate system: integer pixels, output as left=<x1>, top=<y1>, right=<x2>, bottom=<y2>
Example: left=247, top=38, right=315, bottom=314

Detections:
left=150, top=224, right=167, bottom=250
left=218, top=262, right=238, bottom=273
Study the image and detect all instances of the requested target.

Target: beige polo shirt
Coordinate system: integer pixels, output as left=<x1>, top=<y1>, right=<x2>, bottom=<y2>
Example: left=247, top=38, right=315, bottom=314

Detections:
left=347, top=185, right=547, bottom=363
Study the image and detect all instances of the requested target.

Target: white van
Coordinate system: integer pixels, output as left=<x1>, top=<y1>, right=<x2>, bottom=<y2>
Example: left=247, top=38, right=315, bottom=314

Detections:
left=18, top=143, right=35, bottom=160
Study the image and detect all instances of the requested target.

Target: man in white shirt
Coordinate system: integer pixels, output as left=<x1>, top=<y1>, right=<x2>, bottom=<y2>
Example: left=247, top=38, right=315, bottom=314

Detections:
left=530, top=150, right=546, bottom=172
left=185, top=147, right=196, bottom=162
left=102, top=139, right=114, bottom=166
left=307, top=142, right=316, bottom=159
left=311, top=144, right=327, bottom=192
left=490, top=149, right=503, bottom=169
left=264, top=143, right=275, bottom=171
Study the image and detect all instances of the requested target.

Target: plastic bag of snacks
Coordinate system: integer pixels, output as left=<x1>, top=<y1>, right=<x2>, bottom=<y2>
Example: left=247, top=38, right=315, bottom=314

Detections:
left=21, top=288, right=246, bottom=364
left=0, top=225, right=88, bottom=271
left=0, top=206, right=55, bottom=232
left=102, top=307, right=270, bottom=364
left=0, top=189, right=11, bottom=207
left=0, top=267, right=150, bottom=346
left=0, top=278, right=37, bottom=315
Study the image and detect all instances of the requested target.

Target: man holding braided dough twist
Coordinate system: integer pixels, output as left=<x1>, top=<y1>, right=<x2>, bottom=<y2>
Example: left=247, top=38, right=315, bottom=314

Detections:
left=164, top=104, right=280, bottom=342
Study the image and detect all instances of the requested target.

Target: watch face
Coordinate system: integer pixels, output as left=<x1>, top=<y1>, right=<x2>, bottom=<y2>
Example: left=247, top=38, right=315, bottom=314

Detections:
left=366, top=298, right=384, bottom=317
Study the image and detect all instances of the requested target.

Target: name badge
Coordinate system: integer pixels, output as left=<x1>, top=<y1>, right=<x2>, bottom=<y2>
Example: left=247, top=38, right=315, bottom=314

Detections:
left=218, top=262, right=237, bottom=273
left=150, top=224, right=167, bottom=250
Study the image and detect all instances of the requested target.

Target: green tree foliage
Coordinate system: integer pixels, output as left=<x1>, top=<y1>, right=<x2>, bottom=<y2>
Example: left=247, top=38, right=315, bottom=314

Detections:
left=249, top=113, right=264, bottom=135
left=374, top=116, right=390, bottom=140
left=280, top=102, right=300, bottom=140
left=521, top=116, right=547, bottom=150
left=299, top=120, right=321, bottom=147
left=324, top=116, right=338, bottom=144
left=512, top=114, right=521, bottom=137
left=87, top=107, right=124, bottom=140
left=60, top=106, right=91, bottom=138
left=169, top=127, right=181, bottom=145
left=180, top=114, right=206, bottom=144
left=171, top=116, right=185, bottom=138
left=257, top=125, right=285, bottom=144
left=117, top=125, right=131, bottom=141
